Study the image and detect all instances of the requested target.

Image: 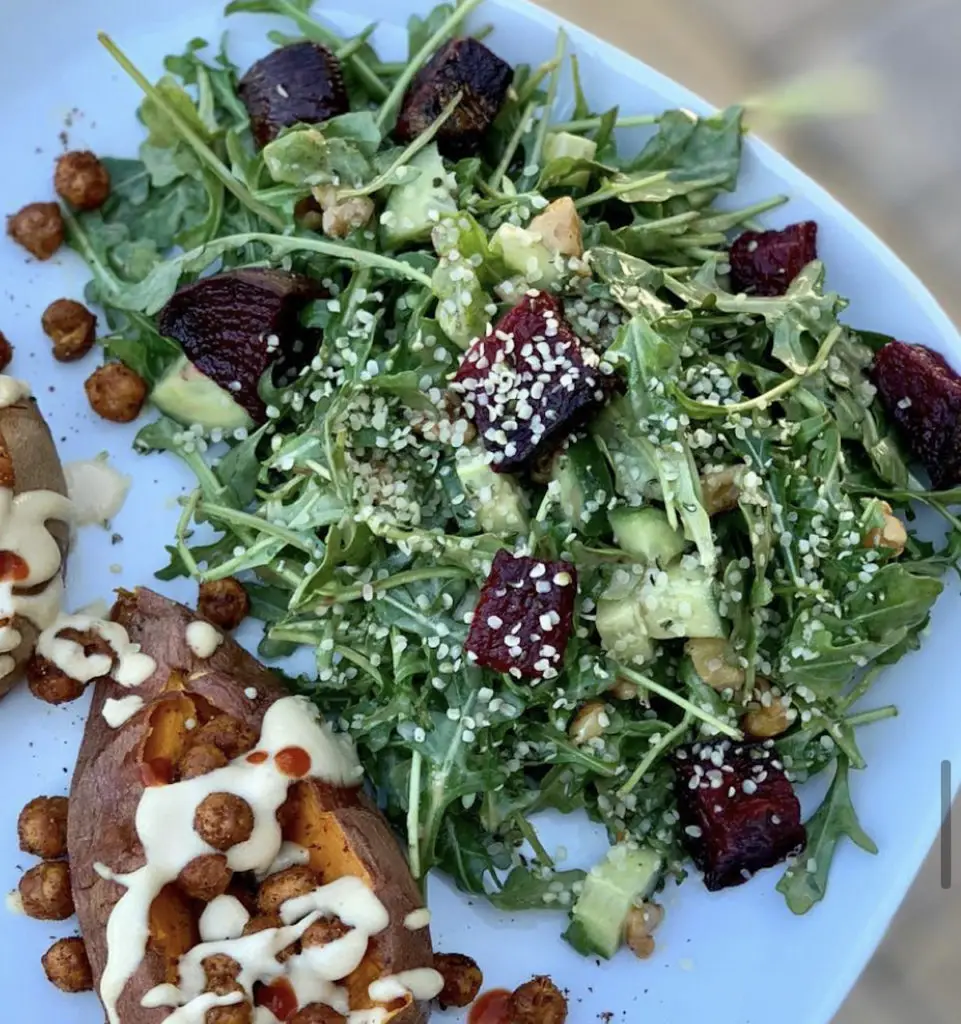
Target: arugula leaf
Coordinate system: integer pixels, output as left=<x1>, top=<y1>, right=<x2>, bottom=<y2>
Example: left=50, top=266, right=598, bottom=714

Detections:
left=777, top=757, right=877, bottom=914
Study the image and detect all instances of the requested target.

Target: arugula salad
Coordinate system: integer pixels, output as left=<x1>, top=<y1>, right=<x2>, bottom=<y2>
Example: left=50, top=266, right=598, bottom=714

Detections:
left=58, top=0, right=961, bottom=960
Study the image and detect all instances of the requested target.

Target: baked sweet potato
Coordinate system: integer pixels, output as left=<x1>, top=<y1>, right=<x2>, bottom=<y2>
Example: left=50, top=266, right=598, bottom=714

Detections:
left=69, top=588, right=436, bottom=1024
left=0, top=384, right=70, bottom=698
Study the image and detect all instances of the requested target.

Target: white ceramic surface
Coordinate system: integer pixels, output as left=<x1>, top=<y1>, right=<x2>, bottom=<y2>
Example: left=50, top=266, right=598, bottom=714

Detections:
left=1, top=2, right=959, bottom=1022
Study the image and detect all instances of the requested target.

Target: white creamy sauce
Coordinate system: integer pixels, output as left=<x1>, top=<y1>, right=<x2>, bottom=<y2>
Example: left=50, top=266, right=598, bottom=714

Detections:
left=256, top=840, right=310, bottom=881
left=244, top=686, right=258, bottom=700
left=199, top=895, right=250, bottom=943
left=368, top=969, right=445, bottom=1005
left=37, top=613, right=156, bottom=687
left=102, top=695, right=145, bottom=728
left=63, top=458, right=131, bottom=527
left=186, top=620, right=223, bottom=659
left=99, top=696, right=363, bottom=1024
left=0, top=375, right=32, bottom=408
left=403, top=908, right=431, bottom=931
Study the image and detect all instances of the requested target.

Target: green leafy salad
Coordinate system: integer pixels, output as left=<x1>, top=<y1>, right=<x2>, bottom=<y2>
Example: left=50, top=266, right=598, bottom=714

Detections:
left=59, top=0, right=961, bottom=959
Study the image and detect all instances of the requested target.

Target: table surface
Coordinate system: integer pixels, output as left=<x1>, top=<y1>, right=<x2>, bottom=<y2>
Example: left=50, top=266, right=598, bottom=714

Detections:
left=538, top=1, right=961, bottom=1020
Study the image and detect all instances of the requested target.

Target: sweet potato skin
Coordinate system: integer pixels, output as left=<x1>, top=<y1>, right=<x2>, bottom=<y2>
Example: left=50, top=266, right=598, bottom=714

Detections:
left=0, top=396, right=68, bottom=697
left=68, top=588, right=432, bottom=1024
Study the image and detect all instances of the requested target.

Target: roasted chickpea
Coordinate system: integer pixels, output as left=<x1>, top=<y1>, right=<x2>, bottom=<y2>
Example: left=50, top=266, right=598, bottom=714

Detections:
left=207, top=1003, right=252, bottom=1024
left=0, top=331, right=13, bottom=371
left=54, top=151, right=111, bottom=211
left=42, top=937, right=93, bottom=993
left=686, top=638, right=745, bottom=692
left=508, top=976, right=567, bottom=1024
left=204, top=956, right=251, bottom=1024
left=178, top=854, right=233, bottom=902
left=257, top=865, right=318, bottom=915
left=194, top=793, right=255, bottom=851
left=701, top=466, right=740, bottom=516
left=7, top=202, right=64, bottom=260
left=290, top=1005, right=346, bottom=1024
left=179, top=743, right=229, bottom=781
left=624, top=901, right=664, bottom=960
left=434, top=952, right=483, bottom=1009
left=26, top=655, right=85, bottom=704
left=198, top=579, right=251, bottom=632
left=84, top=362, right=148, bottom=423
left=302, top=916, right=350, bottom=948
left=742, top=679, right=793, bottom=739
left=568, top=701, right=608, bottom=745
left=242, top=913, right=297, bottom=963
left=191, top=715, right=258, bottom=760
left=863, top=500, right=907, bottom=557
left=18, top=795, right=69, bottom=859
left=19, top=861, right=74, bottom=920
left=42, top=298, right=97, bottom=362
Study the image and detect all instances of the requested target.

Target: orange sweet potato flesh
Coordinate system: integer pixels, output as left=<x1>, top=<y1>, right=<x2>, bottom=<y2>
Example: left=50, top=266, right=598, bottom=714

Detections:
left=68, top=588, right=432, bottom=1024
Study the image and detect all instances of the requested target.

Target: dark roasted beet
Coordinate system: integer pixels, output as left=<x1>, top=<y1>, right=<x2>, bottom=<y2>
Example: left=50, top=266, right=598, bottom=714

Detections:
left=729, top=221, right=818, bottom=297
left=466, top=549, right=577, bottom=680
left=872, top=340, right=961, bottom=489
left=674, top=740, right=806, bottom=891
left=239, top=42, right=349, bottom=149
left=157, top=269, right=323, bottom=422
left=451, top=291, right=613, bottom=473
left=395, top=38, right=513, bottom=158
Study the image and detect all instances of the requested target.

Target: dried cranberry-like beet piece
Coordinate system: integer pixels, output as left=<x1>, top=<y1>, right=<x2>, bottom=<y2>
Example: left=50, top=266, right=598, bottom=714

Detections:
left=239, top=42, right=349, bottom=149
left=872, top=340, right=961, bottom=489
left=466, top=549, right=577, bottom=680
left=674, top=740, right=805, bottom=891
left=158, top=269, right=323, bottom=423
left=395, top=38, right=513, bottom=159
left=729, top=221, right=818, bottom=297
left=451, top=291, right=613, bottom=473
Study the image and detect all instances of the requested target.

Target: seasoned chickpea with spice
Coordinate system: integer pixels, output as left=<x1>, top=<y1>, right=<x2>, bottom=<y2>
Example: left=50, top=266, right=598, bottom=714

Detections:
left=42, top=298, right=97, bottom=362
left=301, top=916, right=350, bottom=948
left=54, top=151, right=111, bottom=211
left=26, top=655, right=86, bottom=705
left=203, top=954, right=251, bottom=1024
left=84, top=362, right=148, bottom=423
left=190, top=714, right=258, bottom=759
left=41, top=937, right=93, bottom=993
left=0, top=331, right=13, bottom=371
left=193, top=792, right=255, bottom=851
left=686, top=637, right=745, bottom=692
left=0, top=438, right=14, bottom=488
left=198, top=578, right=251, bottom=631
left=18, top=795, right=69, bottom=859
left=508, top=975, right=568, bottom=1024
left=434, top=952, right=483, bottom=1009
left=178, top=853, right=233, bottom=902
left=290, top=1005, right=345, bottom=1024
left=7, top=202, right=64, bottom=260
left=19, top=860, right=74, bottom=920
left=257, top=865, right=318, bottom=915
left=863, top=500, right=907, bottom=556
left=742, top=679, right=793, bottom=739
left=242, top=913, right=297, bottom=962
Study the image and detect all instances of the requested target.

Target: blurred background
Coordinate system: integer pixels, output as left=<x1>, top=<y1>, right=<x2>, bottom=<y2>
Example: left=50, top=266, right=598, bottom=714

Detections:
left=540, top=0, right=961, bottom=1021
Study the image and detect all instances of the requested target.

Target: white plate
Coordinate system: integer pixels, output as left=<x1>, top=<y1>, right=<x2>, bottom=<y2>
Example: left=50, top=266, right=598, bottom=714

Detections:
left=1, top=2, right=959, bottom=1022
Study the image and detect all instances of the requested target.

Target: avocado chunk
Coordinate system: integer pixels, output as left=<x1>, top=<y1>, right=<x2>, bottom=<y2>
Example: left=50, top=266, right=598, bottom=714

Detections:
left=564, top=844, right=662, bottom=959
left=456, top=447, right=529, bottom=534
left=543, top=131, right=598, bottom=189
left=554, top=436, right=613, bottom=539
left=490, top=222, right=562, bottom=286
left=152, top=356, right=253, bottom=431
left=641, top=564, right=724, bottom=640
left=610, top=506, right=687, bottom=565
left=382, top=143, right=457, bottom=249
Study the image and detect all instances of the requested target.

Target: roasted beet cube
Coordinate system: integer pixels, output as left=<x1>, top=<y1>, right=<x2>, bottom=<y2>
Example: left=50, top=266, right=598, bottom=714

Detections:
left=674, top=741, right=806, bottom=891
left=466, top=550, right=577, bottom=680
left=729, top=221, right=818, bottom=297
left=239, top=42, right=349, bottom=149
left=158, top=269, right=323, bottom=423
left=872, top=340, right=961, bottom=489
left=395, top=38, right=513, bottom=158
left=451, top=291, right=613, bottom=473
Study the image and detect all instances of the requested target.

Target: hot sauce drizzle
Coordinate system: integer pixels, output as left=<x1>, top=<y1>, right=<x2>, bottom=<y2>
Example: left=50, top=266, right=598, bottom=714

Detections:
left=469, top=988, right=512, bottom=1024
